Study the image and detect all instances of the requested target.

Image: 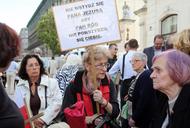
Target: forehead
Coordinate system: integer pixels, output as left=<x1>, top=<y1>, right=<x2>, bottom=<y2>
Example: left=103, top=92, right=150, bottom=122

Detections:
left=132, top=55, right=141, bottom=60
left=154, top=38, right=163, bottom=43
left=95, top=57, right=108, bottom=63
left=110, top=44, right=117, bottom=48
left=152, top=56, right=167, bottom=69
left=27, top=57, right=38, bottom=64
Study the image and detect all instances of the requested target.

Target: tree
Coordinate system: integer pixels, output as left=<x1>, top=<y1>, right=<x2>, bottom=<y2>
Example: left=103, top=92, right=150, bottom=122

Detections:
left=36, top=9, right=60, bottom=56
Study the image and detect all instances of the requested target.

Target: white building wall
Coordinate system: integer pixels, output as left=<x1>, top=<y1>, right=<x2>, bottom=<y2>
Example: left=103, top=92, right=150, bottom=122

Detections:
left=116, top=0, right=144, bottom=54
left=145, top=0, right=190, bottom=47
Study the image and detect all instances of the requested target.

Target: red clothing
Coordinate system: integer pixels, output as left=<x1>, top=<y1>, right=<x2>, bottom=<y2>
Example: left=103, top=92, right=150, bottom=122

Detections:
left=60, top=71, right=120, bottom=128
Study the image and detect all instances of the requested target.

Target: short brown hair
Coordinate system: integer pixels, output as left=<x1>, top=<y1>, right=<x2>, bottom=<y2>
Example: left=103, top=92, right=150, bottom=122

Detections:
left=153, top=34, right=164, bottom=42
left=0, top=23, right=20, bottom=68
left=127, top=39, right=139, bottom=49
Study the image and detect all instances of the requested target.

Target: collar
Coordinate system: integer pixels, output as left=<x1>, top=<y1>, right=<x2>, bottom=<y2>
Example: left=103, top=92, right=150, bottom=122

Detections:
left=17, top=75, right=49, bottom=88
left=172, top=83, right=190, bottom=112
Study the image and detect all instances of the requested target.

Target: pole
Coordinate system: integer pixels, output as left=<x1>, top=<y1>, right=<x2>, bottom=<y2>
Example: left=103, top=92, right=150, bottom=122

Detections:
left=87, top=46, right=100, bottom=114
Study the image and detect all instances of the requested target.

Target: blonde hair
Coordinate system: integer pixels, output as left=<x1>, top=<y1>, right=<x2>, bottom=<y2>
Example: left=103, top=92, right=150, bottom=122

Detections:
left=82, top=46, right=110, bottom=65
left=174, top=29, right=190, bottom=56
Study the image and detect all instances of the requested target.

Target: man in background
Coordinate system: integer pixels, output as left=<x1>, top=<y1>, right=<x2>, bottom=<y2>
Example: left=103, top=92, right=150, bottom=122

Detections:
left=107, top=43, right=118, bottom=71
left=143, top=34, right=165, bottom=69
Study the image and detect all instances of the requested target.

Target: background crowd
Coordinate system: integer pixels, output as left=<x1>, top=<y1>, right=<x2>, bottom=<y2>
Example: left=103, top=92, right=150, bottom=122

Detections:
left=1, top=21, right=190, bottom=128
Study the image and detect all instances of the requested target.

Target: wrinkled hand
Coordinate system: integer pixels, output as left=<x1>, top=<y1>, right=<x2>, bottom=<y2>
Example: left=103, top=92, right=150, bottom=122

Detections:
left=33, top=118, right=45, bottom=128
left=93, top=116, right=104, bottom=126
left=85, top=114, right=99, bottom=124
left=128, top=117, right=135, bottom=127
left=93, top=90, right=103, bottom=104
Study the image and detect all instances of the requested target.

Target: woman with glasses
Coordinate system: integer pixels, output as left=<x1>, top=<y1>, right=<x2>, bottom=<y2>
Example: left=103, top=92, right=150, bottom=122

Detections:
left=60, top=46, right=120, bottom=127
left=126, top=52, right=157, bottom=128
left=14, top=54, right=68, bottom=128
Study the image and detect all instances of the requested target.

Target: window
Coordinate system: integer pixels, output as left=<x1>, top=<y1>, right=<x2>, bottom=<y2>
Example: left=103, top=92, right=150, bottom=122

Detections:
left=161, top=14, right=177, bottom=40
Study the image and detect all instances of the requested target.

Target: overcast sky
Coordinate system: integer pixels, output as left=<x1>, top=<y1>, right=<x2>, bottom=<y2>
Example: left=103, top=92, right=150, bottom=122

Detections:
left=0, top=0, right=42, bottom=33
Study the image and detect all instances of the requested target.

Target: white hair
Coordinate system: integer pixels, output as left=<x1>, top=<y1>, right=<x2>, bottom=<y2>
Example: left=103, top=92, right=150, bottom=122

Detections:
left=33, top=47, right=42, bottom=55
left=65, top=53, right=82, bottom=66
left=132, top=52, right=148, bottom=64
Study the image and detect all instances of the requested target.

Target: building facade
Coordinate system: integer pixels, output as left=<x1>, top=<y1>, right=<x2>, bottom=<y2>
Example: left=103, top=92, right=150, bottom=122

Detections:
left=27, top=0, right=62, bottom=56
left=26, top=0, right=144, bottom=56
left=26, top=0, right=190, bottom=55
left=136, top=0, right=190, bottom=48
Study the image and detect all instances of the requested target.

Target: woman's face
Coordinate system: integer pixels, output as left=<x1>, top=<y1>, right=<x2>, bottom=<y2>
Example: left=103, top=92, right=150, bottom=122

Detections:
left=86, top=57, right=108, bottom=80
left=130, top=57, right=145, bottom=72
left=26, top=57, right=40, bottom=79
left=150, top=56, right=176, bottom=93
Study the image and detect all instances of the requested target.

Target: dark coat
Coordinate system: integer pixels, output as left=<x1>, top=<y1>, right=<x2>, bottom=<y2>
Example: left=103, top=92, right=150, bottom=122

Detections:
left=131, top=70, right=157, bottom=128
left=0, top=78, right=24, bottom=128
left=143, top=46, right=165, bottom=69
left=107, top=56, right=117, bottom=71
left=151, top=83, right=190, bottom=128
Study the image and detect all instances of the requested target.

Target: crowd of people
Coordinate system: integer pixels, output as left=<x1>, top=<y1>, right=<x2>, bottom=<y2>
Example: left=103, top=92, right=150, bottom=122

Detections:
left=1, top=21, right=190, bottom=128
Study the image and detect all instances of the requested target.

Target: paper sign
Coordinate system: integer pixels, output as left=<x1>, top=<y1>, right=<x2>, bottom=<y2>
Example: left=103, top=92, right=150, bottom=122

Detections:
left=53, top=0, right=121, bottom=51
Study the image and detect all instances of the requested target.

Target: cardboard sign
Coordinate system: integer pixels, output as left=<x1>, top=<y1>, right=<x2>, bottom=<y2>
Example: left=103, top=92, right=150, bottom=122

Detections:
left=53, top=0, right=121, bottom=51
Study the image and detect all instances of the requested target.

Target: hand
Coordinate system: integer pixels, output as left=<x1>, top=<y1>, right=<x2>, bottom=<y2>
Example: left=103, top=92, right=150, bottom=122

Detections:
left=33, top=118, right=45, bottom=128
left=93, top=90, right=103, bottom=104
left=93, top=116, right=104, bottom=126
left=128, top=117, right=135, bottom=127
left=124, top=95, right=128, bottom=101
left=85, top=114, right=99, bottom=124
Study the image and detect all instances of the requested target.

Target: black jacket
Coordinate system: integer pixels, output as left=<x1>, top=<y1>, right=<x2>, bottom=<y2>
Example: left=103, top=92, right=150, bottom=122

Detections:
left=151, top=83, right=190, bottom=128
left=131, top=70, right=157, bottom=128
left=0, top=78, right=24, bottom=128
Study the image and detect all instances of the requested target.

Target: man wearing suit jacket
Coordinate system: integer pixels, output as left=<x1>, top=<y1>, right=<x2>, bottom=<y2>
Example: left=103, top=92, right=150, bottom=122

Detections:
left=143, top=34, right=165, bottom=69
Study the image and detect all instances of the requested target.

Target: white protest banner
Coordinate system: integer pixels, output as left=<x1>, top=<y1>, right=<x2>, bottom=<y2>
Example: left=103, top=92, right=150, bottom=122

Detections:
left=53, top=0, right=121, bottom=51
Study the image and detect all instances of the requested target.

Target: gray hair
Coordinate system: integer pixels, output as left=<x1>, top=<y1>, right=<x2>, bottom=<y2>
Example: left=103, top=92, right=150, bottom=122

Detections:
left=33, top=47, right=42, bottom=55
left=132, top=52, right=147, bottom=64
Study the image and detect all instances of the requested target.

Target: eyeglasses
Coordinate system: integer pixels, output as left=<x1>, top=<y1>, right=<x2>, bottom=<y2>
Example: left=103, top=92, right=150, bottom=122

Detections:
left=95, top=63, right=110, bottom=69
left=27, top=63, right=40, bottom=69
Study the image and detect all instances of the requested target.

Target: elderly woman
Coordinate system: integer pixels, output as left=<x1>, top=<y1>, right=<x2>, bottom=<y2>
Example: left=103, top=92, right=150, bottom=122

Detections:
left=14, top=54, right=63, bottom=128
left=150, top=49, right=190, bottom=128
left=126, top=52, right=156, bottom=128
left=0, top=23, right=24, bottom=128
left=60, top=46, right=120, bottom=127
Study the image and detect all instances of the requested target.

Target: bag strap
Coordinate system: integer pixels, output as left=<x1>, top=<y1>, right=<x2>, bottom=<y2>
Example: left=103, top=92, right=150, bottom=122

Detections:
left=121, top=53, right=127, bottom=79
left=45, top=86, right=47, bottom=108
left=44, top=78, right=50, bottom=109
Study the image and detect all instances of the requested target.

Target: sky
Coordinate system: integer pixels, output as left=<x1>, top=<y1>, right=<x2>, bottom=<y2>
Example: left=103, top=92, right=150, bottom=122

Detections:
left=0, top=0, right=42, bottom=33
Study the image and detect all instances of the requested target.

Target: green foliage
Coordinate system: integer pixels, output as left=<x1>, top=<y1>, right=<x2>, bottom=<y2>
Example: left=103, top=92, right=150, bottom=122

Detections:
left=36, top=9, right=60, bottom=56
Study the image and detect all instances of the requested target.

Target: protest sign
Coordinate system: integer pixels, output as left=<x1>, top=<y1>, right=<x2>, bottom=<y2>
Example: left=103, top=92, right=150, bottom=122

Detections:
left=53, top=0, right=121, bottom=51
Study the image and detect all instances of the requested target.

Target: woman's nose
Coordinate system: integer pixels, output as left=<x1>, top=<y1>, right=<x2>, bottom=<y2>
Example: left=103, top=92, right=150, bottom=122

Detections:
left=150, top=71, right=155, bottom=79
